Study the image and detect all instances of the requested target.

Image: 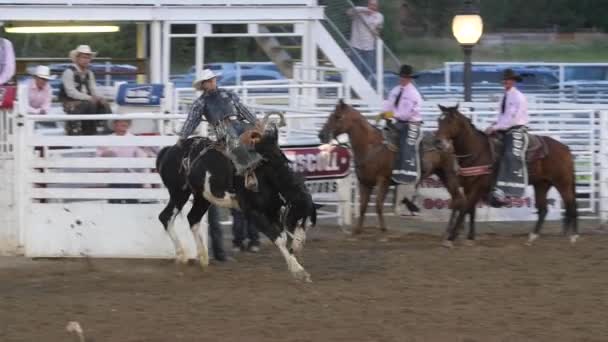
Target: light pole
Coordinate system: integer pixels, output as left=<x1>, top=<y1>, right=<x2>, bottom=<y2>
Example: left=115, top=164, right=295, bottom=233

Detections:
left=452, top=0, right=483, bottom=102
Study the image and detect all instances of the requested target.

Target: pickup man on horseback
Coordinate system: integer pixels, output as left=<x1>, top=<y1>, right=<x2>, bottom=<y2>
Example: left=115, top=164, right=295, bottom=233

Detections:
left=484, top=68, right=530, bottom=206
left=380, top=64, right=423, bottom=184
left=178, top=69, right=261, bottom=190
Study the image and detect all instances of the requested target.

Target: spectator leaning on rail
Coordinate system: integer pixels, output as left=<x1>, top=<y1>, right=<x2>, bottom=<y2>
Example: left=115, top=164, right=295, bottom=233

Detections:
left=27, top=66, right=55, bottom=115
left=347, top=0, right=384, bottom=86
left=178, top=68, right=261, bottom=191
left=0, top=33, right=16, bottom=85
left=59, top=45, right=112, bottom=136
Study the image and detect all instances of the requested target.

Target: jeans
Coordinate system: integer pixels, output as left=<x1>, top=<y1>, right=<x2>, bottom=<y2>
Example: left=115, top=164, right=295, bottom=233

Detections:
left=207, top=205, right=226, bottom=260
left=231, top=209, right=260, bottom=248
left=353, top=48, right=376, bottom=88
left=62, top=99, right=112, bottom=135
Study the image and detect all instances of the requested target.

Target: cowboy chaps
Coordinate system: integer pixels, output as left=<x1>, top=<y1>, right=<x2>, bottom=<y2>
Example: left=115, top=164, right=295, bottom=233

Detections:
left=496, top=126, right=529, bottom=197
left=392, top=121, right=422, bottom=184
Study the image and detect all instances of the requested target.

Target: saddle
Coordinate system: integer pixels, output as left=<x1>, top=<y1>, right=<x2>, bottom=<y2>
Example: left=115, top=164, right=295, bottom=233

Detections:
left=180, top=138, right=226, bottom=176
left=490, top=133, right=549, bottom=164
left=380, top=120, right=429, bottom=184
left=381, top=121, right=434, bottom=153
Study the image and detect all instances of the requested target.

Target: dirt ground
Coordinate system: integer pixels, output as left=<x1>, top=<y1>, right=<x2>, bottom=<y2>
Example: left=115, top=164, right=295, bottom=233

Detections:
left=1, top=218, right=608, bottom=342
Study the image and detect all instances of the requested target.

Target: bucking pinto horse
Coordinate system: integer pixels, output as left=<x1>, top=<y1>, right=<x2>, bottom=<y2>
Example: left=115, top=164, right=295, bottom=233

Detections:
left=156, top=122, right=318, bottom=282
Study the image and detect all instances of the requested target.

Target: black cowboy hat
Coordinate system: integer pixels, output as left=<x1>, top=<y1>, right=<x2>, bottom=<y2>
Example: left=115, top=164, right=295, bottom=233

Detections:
left=399, top=64, right=418, bottom=78
left=502, top=68, right=523, bottom=82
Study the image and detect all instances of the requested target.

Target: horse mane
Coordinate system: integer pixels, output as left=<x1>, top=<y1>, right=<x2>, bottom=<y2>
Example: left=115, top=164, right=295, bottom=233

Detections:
left=451, top=109, right=488, bottom=139
left=343, top=103, right=383, bottom=140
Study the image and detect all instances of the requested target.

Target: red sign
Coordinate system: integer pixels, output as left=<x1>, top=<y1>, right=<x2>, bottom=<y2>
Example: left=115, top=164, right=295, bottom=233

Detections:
left=281, top=145, right=351, bottom=180
left=0, top=86, right=16, bottom=110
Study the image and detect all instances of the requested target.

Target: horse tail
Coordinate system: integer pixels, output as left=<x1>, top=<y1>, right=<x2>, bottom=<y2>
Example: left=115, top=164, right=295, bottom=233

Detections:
left=559, top=143, right=578, bottom=234
left=156, top=145, right=171, bottom=172
left=568, top=153, right=578, bottom=225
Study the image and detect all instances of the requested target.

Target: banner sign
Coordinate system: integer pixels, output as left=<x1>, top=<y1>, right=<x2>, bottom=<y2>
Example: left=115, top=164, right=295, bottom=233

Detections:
left=406, top=177, right=561, bottom=222
left=282, top=145, right=351, bottom=180
left=116, top=84, right=164, bottom=106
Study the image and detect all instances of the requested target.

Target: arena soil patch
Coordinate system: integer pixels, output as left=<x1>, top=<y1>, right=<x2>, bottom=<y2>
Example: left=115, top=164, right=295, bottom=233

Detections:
left=1, top=220, right=607, bottom=342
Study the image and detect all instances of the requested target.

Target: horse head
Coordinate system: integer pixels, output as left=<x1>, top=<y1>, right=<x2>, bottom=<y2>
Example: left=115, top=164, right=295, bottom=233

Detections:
left=318, top=99, right=357, bottom=143
left=435, top=103, right=468, bottom=152
left=241, top=111, right=285, bottom=147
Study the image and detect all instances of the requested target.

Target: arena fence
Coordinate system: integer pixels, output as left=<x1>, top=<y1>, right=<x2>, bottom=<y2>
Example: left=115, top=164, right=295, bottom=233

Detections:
left=1, top=93, right=606, bottom=257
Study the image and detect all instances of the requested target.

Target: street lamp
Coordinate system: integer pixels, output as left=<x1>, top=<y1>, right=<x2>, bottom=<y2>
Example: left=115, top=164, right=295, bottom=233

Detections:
left=452, top=0, right=483, bottom=102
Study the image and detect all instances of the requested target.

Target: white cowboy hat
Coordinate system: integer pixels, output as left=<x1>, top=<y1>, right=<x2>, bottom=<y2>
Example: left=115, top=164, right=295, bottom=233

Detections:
left=69, top=45, right=97, bottom=61
left=192, top=69, right=221, bottom=89
left=31, top=65, right=57, bottom=81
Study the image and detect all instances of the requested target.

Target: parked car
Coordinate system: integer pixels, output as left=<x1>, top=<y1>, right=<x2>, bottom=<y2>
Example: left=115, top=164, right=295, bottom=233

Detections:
left=414, top=66, right=559, bottom=91
left=170, top=62, right=282, bottom=81
left=171, top=68, right=286, bottom=92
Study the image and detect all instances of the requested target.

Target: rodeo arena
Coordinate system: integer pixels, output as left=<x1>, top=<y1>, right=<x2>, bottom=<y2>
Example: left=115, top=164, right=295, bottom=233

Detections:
left=2, top=0, right=608, bottom=341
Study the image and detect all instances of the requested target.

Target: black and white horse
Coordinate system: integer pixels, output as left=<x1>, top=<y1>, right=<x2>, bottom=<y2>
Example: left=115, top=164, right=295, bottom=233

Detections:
left=156, top=126, right=318, bottom=281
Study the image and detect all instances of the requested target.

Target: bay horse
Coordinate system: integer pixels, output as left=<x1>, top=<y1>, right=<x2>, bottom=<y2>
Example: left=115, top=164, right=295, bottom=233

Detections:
left=156, top=124, right=318, bottom=282
left=318, top=100, right=464, bottom=235
left=434, top=104, right=578, bottom=246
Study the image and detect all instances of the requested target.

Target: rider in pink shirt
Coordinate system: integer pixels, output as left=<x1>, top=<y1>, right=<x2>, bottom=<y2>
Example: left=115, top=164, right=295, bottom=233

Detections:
left=485, top=69, right=530, bottom=206
left=381, top=64, right=424, bottom=184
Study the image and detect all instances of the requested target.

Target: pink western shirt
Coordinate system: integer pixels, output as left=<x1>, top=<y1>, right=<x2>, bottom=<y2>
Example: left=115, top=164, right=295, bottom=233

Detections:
left=0, top=38, right=16, bottom=85
left=382, top=83, right=423, bottom=122
left=493, top=86, right=529, bottom=131
left=27, top=78, right=52, bottom=114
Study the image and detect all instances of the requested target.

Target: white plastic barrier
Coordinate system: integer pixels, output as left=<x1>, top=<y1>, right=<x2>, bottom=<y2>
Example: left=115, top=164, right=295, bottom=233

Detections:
left=599, top=111, right=608, bottom=223
left=11, top=113, right=353, bottom=257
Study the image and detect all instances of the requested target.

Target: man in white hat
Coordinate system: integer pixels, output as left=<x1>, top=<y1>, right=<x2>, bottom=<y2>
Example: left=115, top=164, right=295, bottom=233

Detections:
left=179, top=68, right=261, bottom=189
left=59, top=45, right=112, bottom=135
left=27, top=65, right=55, bottom=114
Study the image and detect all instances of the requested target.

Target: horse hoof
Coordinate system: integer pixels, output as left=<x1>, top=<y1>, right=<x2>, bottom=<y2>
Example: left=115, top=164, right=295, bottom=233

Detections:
left=441, top=240, right=454, bottom=249
left=175, top=250, right=188, bottom=265
left=464, top=239, right=475, bottom=247
left=292, top=269, right=312, bottom=283
left=352, top=229, right=363, bottom=236
left=199, top=255, right=210, bottom=269
left=175, top=257, right=189, bottom=265
left=526, top=233, right=539, bottom=246
left=570, top=234, right=580, bottom=244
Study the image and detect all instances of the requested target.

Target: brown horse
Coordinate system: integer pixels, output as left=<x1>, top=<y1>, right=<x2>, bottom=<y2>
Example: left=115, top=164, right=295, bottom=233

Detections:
left=318, top=100, right=464, bottom=234
left=434, top=104, right=578, bottom=246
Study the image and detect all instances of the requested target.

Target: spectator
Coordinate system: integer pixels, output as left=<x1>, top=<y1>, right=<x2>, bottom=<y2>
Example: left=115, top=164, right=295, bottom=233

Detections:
left=231, top=209, right=260, bottom=253
left=27, top=66, right=55, bottom=115
left=0, top=34, right=15, bottom=85
left=97, top=119, right=150, bottom=204
left=347, top=0, right=384, bottom=85
left=208, top=206, right=228, bottom=262
left=59, top=45, right=112, bottom=135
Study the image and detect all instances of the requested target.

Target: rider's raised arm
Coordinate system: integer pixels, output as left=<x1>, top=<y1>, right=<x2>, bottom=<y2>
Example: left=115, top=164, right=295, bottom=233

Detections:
left=227, top=90, right=257, bottom=124
left=179, top=96, right=206, bottom=139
